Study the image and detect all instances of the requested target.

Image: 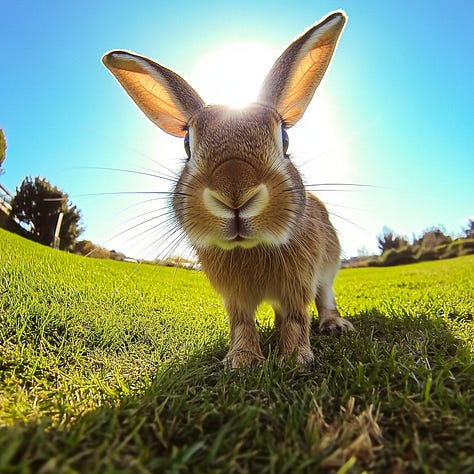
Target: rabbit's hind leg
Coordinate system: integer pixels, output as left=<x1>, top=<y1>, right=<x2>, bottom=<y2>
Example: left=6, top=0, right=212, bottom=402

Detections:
left=315, top=268, right=354, bottom=333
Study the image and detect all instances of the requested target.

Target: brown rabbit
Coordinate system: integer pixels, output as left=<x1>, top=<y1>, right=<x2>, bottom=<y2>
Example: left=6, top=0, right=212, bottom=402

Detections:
left=103, top=11, right=353, bottom=368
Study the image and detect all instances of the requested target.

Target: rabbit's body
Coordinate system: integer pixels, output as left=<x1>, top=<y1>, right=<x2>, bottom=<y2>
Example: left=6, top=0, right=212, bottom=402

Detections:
left=103, top=11, right=354, bottom=368
left=197, top=193, right=346, bottom=367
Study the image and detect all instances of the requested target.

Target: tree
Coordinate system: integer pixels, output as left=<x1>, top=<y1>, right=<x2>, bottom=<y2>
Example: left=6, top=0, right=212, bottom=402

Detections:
left=377, top=227, right=408, bottom=254
left=357, top=246, right=370, bottom=257
left=0, top=128, right=6, bottom=175
left=417, top=227, right=451, bottom=249
left=10, top=176, right=83, bottom=250
left=464, top=219, right=474, bottom=239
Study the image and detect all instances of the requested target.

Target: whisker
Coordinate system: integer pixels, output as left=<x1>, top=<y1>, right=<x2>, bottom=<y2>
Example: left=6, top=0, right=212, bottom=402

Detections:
left=326, top=211, right=369, bottom=233
left=129, top=147, right=186, bottom=177
left=305, top=182, right=380, bottom=189
left=79, top=191, right=173, bottom=198
left=98, top=206, right=177, bottom=248
left=74, top=165, right=179, bottom=184
left=111, top=197, right=171, bottom=218
left=321, top=202, right=364, bottom=211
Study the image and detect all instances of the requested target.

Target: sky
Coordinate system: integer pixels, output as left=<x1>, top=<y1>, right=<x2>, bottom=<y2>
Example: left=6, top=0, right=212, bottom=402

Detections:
left=1, top=0, right=473, bottom=260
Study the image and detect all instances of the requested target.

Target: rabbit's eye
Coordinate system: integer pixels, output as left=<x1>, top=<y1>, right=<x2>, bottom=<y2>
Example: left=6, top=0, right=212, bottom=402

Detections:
left=184, top=132, right=191, bottom=159
left=282, top=128, right=289, bottom=156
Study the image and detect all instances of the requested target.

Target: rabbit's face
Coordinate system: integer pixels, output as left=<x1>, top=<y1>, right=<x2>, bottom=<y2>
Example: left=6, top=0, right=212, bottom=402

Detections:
left=173, top=104, right=305, bottom=250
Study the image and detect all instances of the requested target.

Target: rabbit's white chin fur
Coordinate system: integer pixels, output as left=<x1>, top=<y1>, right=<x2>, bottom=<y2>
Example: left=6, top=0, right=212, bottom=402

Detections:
left=194, top=230, right=292, bottom=251
left=214, top=238, right=261, bottom=250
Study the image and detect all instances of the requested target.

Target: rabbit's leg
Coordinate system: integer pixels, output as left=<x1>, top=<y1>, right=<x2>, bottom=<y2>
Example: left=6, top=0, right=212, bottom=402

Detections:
left=278, top=308, right=314, bottom=366
left=223, top=300, right=264, bottom=368
left=273, top=307, right=284, bottom=329
left=316, top=269, right=354, bottom=332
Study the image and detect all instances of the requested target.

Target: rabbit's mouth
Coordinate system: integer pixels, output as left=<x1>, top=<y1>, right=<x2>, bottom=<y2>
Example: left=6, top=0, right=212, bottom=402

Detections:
left=215, top=227, right=293, bottom=250
left=215, top=235, right=261, bottom=250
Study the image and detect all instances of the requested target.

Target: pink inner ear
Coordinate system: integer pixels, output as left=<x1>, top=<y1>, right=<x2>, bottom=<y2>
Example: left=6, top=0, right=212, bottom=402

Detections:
left=105, top=64, right=189, bottom=137
left=278, top=43, right=334, bottom=126
left=257, top=12, right=345, bottom=127
left=104, top=51, right=204, bottom=138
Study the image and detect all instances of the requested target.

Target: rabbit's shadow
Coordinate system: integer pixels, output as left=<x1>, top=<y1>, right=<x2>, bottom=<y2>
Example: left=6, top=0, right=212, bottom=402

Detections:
left=2, top=310, right=470, bottom=472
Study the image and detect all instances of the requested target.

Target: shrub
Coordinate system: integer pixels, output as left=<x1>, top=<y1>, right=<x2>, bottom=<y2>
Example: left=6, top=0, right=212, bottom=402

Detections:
left=377, top=246, right=416, bottom=266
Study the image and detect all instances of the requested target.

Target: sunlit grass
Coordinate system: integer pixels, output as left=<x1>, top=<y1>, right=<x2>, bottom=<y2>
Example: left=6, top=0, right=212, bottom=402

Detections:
left=0, top=228, right=472, bottom=473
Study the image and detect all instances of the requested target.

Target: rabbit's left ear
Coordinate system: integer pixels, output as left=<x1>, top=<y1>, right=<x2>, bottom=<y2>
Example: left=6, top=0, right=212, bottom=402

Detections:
left=102, top=51, right=205, bottom=137
left=258, top=12, right=346, bottom=127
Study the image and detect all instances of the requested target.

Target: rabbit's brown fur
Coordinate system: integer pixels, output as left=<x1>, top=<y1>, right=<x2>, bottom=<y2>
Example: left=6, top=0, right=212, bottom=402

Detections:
left=103, top=11, right=353, bottom=368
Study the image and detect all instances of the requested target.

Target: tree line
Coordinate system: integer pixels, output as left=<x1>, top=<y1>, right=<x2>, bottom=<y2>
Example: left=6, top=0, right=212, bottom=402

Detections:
left=344, top=223, right=474, bottom=268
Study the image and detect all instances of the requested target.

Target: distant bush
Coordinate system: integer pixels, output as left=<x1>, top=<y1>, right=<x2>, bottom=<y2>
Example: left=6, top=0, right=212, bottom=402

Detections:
left=415, top=228, right=452, bottom=250
left=149, top=255, right=199, bottom=270
left=73, top=240, right=126, bottom=261
left=441, top=239, right=474, bottom=259
left=415, top=247, right=438, bottom=262
left=377, top=227, right=409, bottom=253
left=365, top=237, right=474, bottom=268
left=372, top=246, right=415, bottom=266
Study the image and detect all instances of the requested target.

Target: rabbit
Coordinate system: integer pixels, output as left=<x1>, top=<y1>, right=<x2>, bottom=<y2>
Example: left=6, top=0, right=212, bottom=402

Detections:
left=102, top=10, right=354, bottom=368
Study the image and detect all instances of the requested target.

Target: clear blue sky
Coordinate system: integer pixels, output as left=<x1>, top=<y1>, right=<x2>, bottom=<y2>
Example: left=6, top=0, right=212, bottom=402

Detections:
left=1, top=0, right=473, bottom=258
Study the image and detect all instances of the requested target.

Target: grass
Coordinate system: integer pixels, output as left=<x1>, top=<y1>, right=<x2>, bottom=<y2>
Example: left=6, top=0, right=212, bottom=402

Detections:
left=0, top=227, right=473, bottom=473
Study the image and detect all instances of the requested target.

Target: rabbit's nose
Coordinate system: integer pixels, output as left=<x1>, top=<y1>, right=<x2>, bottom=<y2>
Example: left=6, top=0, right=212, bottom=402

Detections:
left=238, top=184, right=269, bottom=218
left=203, top=184, right=269, bottom=220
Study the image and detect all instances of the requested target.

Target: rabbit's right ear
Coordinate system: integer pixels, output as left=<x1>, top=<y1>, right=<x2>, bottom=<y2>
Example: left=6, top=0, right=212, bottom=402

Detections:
left=102, top=51, right=205, bottom=137
left=258, top=12, right=346, bottom=127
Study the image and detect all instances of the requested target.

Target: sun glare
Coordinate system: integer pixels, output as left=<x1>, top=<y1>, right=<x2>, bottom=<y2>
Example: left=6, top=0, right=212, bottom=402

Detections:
left=186, top=41, right=351, bottom=186
left=189, top=42, right=278, bottom=108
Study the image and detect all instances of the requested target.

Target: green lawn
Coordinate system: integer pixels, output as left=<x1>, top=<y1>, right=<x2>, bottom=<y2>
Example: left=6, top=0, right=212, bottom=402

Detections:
left=1, top=228, right=473, bottom=473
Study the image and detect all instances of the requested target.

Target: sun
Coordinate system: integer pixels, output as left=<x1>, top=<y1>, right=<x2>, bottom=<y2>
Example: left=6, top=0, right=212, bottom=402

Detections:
left=188, top=42, right=278, bottom=108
